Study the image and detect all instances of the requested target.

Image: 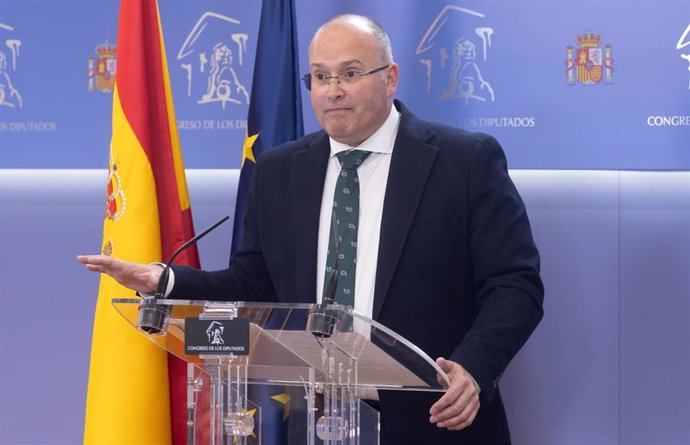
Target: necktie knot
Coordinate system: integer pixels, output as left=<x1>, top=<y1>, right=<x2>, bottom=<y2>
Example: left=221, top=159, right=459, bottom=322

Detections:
left=337, top=150, right=371, bottom=171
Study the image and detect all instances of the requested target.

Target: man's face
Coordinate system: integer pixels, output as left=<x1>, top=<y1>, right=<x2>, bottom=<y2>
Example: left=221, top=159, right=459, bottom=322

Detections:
left=308, top=24, right=398, bottom=147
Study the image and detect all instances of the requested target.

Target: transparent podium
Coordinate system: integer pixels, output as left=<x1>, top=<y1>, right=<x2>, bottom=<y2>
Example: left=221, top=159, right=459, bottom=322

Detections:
left=113, top=298, right=449, bottom=445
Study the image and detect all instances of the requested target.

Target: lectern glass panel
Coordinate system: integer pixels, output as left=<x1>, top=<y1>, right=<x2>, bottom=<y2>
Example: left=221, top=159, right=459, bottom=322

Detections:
left=112, top=298, right=447, bottom=444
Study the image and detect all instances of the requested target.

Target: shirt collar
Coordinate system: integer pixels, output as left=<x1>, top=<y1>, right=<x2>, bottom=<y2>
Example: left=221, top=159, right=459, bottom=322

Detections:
left=329, top=104, right=401, bottom=157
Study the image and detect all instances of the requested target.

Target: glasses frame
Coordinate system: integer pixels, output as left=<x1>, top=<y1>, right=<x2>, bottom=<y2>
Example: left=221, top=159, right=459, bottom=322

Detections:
left=301, top=64, right=390, bottom=91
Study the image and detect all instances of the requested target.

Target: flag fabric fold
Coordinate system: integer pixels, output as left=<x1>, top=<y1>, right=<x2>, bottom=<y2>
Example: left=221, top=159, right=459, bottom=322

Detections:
left=84, top=1, right=199, bottom=443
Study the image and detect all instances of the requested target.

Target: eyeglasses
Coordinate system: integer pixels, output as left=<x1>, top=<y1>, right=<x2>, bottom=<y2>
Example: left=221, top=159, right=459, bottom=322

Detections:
left=301, top=64, right=389, bottom=91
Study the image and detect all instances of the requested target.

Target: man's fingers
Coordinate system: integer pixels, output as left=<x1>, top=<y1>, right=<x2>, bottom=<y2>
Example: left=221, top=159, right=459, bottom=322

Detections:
left=441, top=398, right=479, bottom=430
left=77, top=255, right=160, bottom=294
left=78, top=255, right=122, bottom=274
left=77, top=255, right=92, bottom=265
left=430, top=358, right=480, bottom=431
left=435, top=357, right=454, bottom=389
left=430, top=384, right=461, bottom=417
left=430, top=383, right=471, bottom=422
left=77, top=254, right=110, bottom=266
left=436, top=357, right=453, bottom=373
left=431, top=388, right=479, bottom=431
left=84, top=264, right=106, bottom=273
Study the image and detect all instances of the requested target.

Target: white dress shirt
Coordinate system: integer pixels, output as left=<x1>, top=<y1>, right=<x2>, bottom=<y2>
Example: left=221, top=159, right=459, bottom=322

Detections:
left=316, top=104, right=401, bottom=321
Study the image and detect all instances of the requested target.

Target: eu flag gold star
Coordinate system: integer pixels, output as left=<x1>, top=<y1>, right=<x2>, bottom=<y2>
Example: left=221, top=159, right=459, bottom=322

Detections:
left=242, top=131, right=259, bottom=167
left=271, top=392, right=290, bottom=421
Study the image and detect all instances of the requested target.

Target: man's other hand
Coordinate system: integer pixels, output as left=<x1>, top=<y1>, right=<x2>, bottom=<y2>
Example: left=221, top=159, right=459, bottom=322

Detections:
left=429, top=357, right=480, bottom=431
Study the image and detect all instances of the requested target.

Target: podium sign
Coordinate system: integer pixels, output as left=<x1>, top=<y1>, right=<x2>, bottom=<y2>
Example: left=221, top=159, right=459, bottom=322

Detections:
left=185, top=317, right=250, bottom=356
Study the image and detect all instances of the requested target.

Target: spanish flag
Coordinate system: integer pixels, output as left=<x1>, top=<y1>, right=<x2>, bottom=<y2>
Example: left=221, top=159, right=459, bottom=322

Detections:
left=84, top=1, right=198, bottom=443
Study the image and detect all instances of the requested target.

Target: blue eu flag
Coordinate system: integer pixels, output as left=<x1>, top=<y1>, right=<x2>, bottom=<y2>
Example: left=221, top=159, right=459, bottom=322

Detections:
left=231, top=0, right=304, bottom=256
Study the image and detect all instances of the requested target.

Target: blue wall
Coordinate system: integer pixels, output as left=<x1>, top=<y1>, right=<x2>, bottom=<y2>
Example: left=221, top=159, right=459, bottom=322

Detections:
left=1, top=0, right=689, bottom=169
left=1, top=0, right=689, bottom=444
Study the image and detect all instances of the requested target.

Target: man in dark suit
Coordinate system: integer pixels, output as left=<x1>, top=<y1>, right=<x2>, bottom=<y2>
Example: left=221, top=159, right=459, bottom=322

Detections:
left=80, top=14, right=543, bottom=445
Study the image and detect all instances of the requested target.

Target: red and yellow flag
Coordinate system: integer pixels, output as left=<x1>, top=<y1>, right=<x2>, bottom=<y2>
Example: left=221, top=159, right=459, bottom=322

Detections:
left=84, top=1, right=198, bottom=443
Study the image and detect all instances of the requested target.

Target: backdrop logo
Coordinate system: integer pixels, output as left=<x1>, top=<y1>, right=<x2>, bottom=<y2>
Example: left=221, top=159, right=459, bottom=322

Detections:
left=566, top=30, right=613, bottom=85
left=677, top=23, right=690, bottom=90
left=177, top=12, right=249, bottom=109
left=416, top=5, right=495, bottom=105
left=0, top=22, right=23, bottom=108
left=88, top=41, right=116, bottom=93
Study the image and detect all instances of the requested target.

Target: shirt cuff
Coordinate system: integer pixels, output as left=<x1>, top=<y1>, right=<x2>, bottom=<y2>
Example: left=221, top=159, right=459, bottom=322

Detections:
left=138, top=263, right=175, bottom=298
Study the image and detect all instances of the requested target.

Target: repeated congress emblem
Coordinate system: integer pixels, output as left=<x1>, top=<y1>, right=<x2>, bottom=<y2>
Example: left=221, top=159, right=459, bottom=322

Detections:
left=417, top=5, right=495, bottom=106
left=177, top=12, right=250, bottom=109
left=105, top=156, right=126, bottom=222
left=566, top=30, right=613, bottom=85
left=88, top=41, right=116, bottom=93
left=0, top=22, right=23, bottom=108
left=676, top=23, right=690, bottom=90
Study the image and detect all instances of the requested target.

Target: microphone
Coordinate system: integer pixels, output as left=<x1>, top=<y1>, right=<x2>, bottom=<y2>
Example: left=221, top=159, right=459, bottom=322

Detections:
left=154, top=215, right=230, bottom=298
left=307, top=210, right=344, bottom=338
left=137, top=215, right=231, bottom=334
left=321, top=209, right=340, bottom=305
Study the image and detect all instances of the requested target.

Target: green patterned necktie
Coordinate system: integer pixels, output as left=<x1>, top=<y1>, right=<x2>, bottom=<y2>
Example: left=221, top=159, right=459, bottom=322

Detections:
left=323, top=149, right=372, bottom=307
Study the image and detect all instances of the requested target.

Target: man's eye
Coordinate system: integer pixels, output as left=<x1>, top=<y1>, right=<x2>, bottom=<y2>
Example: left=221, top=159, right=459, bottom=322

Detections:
left=343, top=70, right=360, bottom=79
left=314, top=73, right=327, bottom=81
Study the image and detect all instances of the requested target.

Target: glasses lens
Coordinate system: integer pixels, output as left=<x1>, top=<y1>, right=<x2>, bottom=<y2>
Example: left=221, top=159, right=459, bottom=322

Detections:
left=302, top=75, right=312, bottom=91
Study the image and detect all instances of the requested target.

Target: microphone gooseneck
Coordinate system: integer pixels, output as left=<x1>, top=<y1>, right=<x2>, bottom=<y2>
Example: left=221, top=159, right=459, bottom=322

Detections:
left=154, top=215, right=231, bottom=298
left=321, top=209, right=340, bottom=305
left=138, top=215, right=230, bottom=334
left=308, top=210, right=343, bottom=338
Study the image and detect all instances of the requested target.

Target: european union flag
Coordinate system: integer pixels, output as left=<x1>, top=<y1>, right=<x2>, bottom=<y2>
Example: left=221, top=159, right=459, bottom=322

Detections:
left=231, top=0, right=304, bottom=255
left=231, top=1, right=304, bottom=443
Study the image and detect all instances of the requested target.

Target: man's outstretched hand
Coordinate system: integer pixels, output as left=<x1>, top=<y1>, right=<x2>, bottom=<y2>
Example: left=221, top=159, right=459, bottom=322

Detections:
left=77, top=255, right=162, bottom=294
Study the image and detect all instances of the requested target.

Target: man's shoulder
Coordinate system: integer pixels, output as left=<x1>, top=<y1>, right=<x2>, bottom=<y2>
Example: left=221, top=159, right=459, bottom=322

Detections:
left=397, top=99, right=496, bottom=151
left=256, top=130, right=327, bottom=163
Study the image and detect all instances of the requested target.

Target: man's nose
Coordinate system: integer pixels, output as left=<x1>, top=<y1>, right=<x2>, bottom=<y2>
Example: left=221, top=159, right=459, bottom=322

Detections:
left=326, top=77, right=344, bottom=98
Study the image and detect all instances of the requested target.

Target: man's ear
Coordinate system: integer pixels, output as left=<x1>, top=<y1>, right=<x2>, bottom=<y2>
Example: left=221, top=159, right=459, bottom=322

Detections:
left=386, top=63, right=399, bottom=96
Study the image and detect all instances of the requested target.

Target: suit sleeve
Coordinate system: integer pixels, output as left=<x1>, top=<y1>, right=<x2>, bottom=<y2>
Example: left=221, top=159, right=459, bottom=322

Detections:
left=450, top=134, right=544, bottom=402
left=169, top=157, right=278, bottom=302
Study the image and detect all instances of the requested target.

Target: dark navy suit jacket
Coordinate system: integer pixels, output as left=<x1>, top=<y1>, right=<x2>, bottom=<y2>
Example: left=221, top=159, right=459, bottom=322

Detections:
left=172, top=100, right=544, bottom=444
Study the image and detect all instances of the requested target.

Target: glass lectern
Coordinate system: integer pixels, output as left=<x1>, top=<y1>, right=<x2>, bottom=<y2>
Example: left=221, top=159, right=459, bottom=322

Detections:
left=113, top=298, right=448, bottom=445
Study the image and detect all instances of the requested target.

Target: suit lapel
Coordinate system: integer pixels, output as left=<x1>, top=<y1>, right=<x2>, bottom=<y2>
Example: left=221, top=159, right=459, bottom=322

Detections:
left=291, top=133, right=330, bottom=303
left=373, top=105, right=438, bottom=320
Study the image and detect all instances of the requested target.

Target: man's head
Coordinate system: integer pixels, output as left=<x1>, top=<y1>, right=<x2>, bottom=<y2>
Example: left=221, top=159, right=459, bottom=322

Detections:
left=307, top=15, right=399, bottom=147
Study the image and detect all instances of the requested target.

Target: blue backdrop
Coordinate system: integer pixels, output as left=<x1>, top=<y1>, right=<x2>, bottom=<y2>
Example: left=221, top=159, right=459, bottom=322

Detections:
left=1, top=0, right=689, bottom=169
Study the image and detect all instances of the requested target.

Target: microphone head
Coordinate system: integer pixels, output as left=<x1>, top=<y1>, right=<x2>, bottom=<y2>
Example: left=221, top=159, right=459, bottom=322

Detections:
left=307, top=306, right=340, bottom=338
left=136, top=300, right=171, bottom=335
left=307, top=304, right=352, bottom=339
